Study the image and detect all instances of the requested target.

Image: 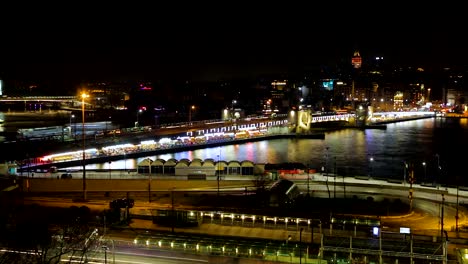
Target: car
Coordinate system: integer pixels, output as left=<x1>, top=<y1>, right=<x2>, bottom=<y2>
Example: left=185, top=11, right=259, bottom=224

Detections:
left=60, top=173, right=72, bottom=179
left=110, top=198, right=134, bottom=209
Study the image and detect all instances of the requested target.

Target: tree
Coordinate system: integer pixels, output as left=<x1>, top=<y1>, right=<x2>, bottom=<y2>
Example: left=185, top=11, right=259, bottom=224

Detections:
left=252, top=173, right=273, bottom=207
left=0, top=205, right=104, bottom=264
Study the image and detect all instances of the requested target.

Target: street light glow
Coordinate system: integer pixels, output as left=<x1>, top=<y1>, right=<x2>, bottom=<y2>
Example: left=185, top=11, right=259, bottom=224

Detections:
left=81, top=92, right=88, bottom=200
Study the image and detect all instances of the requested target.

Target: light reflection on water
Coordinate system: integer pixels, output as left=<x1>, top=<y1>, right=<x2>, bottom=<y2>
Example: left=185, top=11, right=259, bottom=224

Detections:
left=66, top=117, right=468, bottom=185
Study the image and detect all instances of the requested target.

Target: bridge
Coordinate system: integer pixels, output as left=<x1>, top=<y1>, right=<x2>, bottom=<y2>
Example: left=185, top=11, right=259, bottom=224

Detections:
left=0, top=96, right=77, bottom=102
left=190, top=109, right=433, bottom=138
left=0, top=95, right=83, bottom=112
left=0, top=95, right=436, bottom=131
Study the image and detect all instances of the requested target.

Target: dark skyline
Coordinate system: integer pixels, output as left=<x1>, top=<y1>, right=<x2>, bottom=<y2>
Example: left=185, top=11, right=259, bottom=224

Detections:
left=2, top=3, right=467, bottom=90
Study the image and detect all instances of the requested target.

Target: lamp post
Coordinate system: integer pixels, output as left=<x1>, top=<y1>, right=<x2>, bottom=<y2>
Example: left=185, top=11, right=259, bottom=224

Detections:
left=435, top=154, right=441, bottom=185
left=102, top=246, right=108, bottom=264
left=81, top=92, right=88, bottom=201
left=334, top=157, right=337, bottom=199
left=456, top=185, right=460, bottom=232
left=105, top=116, right=111, bottom=134
left=369, top=156, right=374, bottom=178
left=403, top=161, right=408, bottom=186
left=422, top=161, right=427, bottom=182
left=306, top=163, right=310, bottom=197
left=136, top=109, right=142, bottom=127
left=171, top=187, right=175, bottom=233
left=26, top=155, right=30, bottom=192
left=217, top=154, right=220, bottom=197
left=69, top=114, right=75, bottom=137
left=441, top=194, right=445, bottom=240
left=189, top=105, right=195, bottom=124
left=324, top=147, right=329, bottom=176
left=145, top=158, right=153, bottom=202
left=324, top=147, right=331, bottom=199
left=124, top=151, right=127, bottom=172
left=299, top=228, right=304, bottom=264
left=108, top=161, right=112, bottom=179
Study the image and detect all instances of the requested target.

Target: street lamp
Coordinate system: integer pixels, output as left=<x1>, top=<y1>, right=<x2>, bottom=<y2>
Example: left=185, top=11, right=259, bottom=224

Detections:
left=124, top=151, right=127, bottom=172
left=324, top=147, right=329, bottom=175
left=369, top=156, right=374, bottom=178
left=435, top=154, right=442, bottom=185
left=144, top=158, right=153, bottom=202
left=456, top=185, right=460, bottom=232
left=333, top=157, right=337, bottom=199
left=81, top=92, right=88, bottom=201
left=217, top=154, right=220, bottom=197
left=102, top=246, right=108, bottom=264
left=105, top=115, right=111, bottom=134
left=108, top=161, right=112, bottom=179
left=171, top=187, right=175, bottom=233
left=422, top=161, right=427, bottom=182
left=69, top=114, right=75, bottom=138
left=403, top=161, right=408, bottom=186
left=299, top=228, right=304, bottom=264
left=136, top=109, right=142, bottom=127
left=306, top=163, right=310, bottom=197
left=189, top=105, right=195, bottom=124
left=324, top=147, right=331, bottom=199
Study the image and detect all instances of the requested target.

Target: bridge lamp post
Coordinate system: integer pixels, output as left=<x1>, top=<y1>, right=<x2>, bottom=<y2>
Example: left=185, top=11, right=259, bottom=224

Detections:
left=81, top=92, right=89, bottom=201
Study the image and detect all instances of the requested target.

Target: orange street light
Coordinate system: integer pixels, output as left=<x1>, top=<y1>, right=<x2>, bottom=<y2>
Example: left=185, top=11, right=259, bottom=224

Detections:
left=189, top=105, right=195, bottom=123
left=81, top=92, right=89, bottom=200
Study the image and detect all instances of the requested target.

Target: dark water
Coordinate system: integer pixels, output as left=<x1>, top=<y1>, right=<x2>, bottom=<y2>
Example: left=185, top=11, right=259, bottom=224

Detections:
left=75, top=117, right=467, bottom=186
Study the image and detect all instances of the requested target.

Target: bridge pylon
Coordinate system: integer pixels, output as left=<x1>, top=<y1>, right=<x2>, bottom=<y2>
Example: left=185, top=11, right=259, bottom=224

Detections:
left=355, top=104, right=372, bottom=127
left=295, top=109, right=313, bottom=134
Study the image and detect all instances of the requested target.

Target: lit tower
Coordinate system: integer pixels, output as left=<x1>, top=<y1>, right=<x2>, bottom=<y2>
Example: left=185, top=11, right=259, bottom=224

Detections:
left=351, top=50, right=362, bottom=69
left=351, top=50, right=362, bottom=110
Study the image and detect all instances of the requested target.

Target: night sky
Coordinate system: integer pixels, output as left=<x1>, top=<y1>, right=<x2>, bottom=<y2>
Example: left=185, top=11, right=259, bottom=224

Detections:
left=1, top=3, right=467, bottom=91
